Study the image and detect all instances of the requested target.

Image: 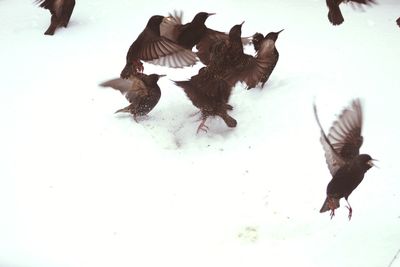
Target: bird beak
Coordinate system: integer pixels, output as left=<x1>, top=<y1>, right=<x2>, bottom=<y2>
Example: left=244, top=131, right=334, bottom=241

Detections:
left=158, top=74, right=167, bottom=78
left=277, top=29, right=284, bottom=34
left=207, top=13, right=216, bottom=17
left=240, top=21, right=245, bottom=25
left=368, top=159, right=379, bottom=168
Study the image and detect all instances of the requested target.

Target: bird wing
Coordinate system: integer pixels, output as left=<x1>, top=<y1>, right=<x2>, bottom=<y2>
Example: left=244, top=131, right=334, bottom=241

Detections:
left=314, top=99, right=364, bottom=176
left=222, top=54, right=275, bottom=88
left=196, top=29, right=252, bottom=65
left=34, top=0, right=54, bottom=9
left=160, top=10, right=183, bottom=42
left=99, top=76, right=148, bottom=102
left=347, top=0, right=376, bottom=5
left=138, top=32, right=197, bottom=68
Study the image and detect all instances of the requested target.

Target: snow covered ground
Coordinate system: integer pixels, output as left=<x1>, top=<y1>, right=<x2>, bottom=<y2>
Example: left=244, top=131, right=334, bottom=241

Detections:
left=1, top=0, right=400, bottom=266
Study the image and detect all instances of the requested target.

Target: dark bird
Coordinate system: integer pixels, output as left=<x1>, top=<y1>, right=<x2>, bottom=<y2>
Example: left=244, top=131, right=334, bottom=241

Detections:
left=120, top=15, right=197, bottom=79
left=173, top=41, right=236, bottom=133
left=326, top=0, right=376, bottom=26
left=217, top=22, right=279, bottom=89
left=35, top=0, right=75, bottom=35
left=314, top=99, right=376, bottom=220
left=100, top=73, right=165, bottom=122
left=250, top=30, right=283, bottom=88
left=396, top=17, right=400, bottom=27
left=161, top=11, right=251, bottom=65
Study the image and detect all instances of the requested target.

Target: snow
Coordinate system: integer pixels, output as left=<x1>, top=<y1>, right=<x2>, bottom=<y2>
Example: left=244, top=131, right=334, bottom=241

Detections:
left=0, top=0, right=400, bottom=266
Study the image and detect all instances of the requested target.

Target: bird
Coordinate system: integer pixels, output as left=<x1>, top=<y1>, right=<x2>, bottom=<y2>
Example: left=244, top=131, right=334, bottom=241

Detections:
left=35, top=0, right=75, bottom=35
left=250, top=30, right=283, bottom=88
left=99, top=73, right=165, bottom=122
left=217, top=22, right=279, bottom=89
left=314, top=99, right=376, bottom=220
left=161, top=10, right=251, bottom=65
left=173, top=41, right=236, bottom=133
left=396, top=17, right=400, bottom=27
left=326, top=0, right=376, bottom=26
left=120, top=15, right=197, bottom=79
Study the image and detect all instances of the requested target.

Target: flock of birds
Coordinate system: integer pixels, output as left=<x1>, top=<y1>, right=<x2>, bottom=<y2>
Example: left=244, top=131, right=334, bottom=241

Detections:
left=34, top=0, right=397, bottom=219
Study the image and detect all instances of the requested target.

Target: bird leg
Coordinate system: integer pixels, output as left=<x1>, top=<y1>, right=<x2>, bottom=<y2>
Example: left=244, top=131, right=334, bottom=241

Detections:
left=345, top=199, right=352, bottom=220
left=330, top=209, right=335, bottom=220
left=133, top=60, right=144, bottom=73
left=196, top=117, right=209, bottom=134
left=328, top=198, right=337, bottom=219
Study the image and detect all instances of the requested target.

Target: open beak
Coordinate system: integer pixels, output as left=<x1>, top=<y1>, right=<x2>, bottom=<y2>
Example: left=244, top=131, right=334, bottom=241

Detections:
left=368, top=159, right=379, bottom=168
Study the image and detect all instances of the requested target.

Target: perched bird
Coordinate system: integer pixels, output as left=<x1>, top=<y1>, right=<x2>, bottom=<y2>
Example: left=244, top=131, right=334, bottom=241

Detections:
left=397, top=17, right=400, bottom=27
left=100, top=73, right=165, bottom=122
left=120, top=15, right=197, bottom=79
left=161, top=11, right=251, bottom=65
left=35, top=0, right=75, bottom=35
left=314, top=99, right=376, bottom=220
left=326, top=0, right=376, bottom=26
left=250, top=30, right=283, bottom=88
left=218, top=22, right=278, bottom=89
left=173, top=41, right=236, bottom=133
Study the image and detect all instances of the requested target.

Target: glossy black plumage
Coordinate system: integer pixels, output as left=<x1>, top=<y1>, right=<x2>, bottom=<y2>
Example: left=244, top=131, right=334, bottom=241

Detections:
left=314, top=99, right=375, bottom=220
left=326, top=0, right=376, bottom=26
left=218, top=23, right=278, bottom=89
left=397, top=17, right=400, bottom=27
left=161, top=11, right=251, bottom=65
left=35, top=0, right=75, bottom=35
left=173, top=41, right=236, bottom=133
left=100, top=73, right=165, bottom=122
left=250, top=30, right=283, bottom=88
left=120, top=15, right=197, bottom=79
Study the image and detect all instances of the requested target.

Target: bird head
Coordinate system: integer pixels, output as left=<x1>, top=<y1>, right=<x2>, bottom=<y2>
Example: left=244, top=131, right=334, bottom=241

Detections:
left=357, top=154, right=377, bottom=171
left=252, top=32, right=264, bottom=51
left=146, top=74, right=166, bottom=84
left=193, top=12, right=215, bottom=24
left=265, top=29, right=284, bottom=42
left=229, top=21, right=244, bottom=39
left=147, top=15, right=165, bottom=31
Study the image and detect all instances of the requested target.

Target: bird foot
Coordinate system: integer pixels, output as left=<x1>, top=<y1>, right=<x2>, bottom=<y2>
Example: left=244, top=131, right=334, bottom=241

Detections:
left=196, top=119, right=209, bottom=134
left=330, top=209, right=335, bottom=220
left=133, top=60, right=144, bottom=73
left=346, top=205, right=352, bottom=220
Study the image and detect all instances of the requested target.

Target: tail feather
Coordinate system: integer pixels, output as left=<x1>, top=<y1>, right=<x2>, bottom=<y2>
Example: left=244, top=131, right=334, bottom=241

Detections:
left=320, top=197, right=340, bottom=213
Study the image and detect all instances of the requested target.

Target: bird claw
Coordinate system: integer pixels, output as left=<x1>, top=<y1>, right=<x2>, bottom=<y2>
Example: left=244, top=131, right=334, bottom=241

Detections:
left=346, top=205, right=352, bottom=220
left=196, top=119, right=209, bottom=134
left=330, top=209, right=335, bottom=220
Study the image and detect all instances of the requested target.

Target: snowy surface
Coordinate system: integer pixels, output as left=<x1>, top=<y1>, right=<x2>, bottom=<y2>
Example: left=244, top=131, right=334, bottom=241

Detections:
left=1, top=0, right=400, bottom=266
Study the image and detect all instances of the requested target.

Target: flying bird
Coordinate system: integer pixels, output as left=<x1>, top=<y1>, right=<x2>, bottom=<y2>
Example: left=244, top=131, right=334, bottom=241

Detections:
left=217, top=22, right=279, bottom=89
left=326, top=0, right=376, bottom=26
left=120, top=15, right=197, bottom=79
left=100, top=73, right=165, bottom=122
left=161, top=11, right=251, bottom=65
left=173, top=41, right=236, bottom=133
left=250, top=30, right=283, bottom=88
left=314, top=99, right=376, bottom=220
left=35, top=0, right=75, bottom=35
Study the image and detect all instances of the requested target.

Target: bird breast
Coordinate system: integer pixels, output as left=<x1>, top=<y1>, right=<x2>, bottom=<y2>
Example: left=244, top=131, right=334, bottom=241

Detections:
left=257, top=39, right=275, bottom=58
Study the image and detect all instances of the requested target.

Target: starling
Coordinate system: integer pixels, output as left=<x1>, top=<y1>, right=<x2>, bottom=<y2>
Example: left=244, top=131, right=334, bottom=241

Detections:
left=397, top=17, right=400, bottom=27
left=326, top=0, right=376, bottom=26
left=161, top=11, right=251, bottom=65
left=218, top=22, right=278, bottom=89
left=99, top=73, right=165, bottom=122
left=173, top=41, right=236, bottom=133
left=250, top=30, right=283, bottom=88
left=314, top=99, right=376, bottom=220
left=35, top=0, right=75, bottom=35
left=120, top=15, right=197, bottom=79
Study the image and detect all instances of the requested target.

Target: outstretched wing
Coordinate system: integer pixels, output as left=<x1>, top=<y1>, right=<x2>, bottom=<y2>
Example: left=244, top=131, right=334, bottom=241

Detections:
left=196, top=29, right=252, bottom=65
left=99, top=75, right=148, bottom=103
left=314, top=99, right=364, bottom=176
left=160, top=10, right=183, bottom=42
left=34, top=0, right=54, bottom=9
